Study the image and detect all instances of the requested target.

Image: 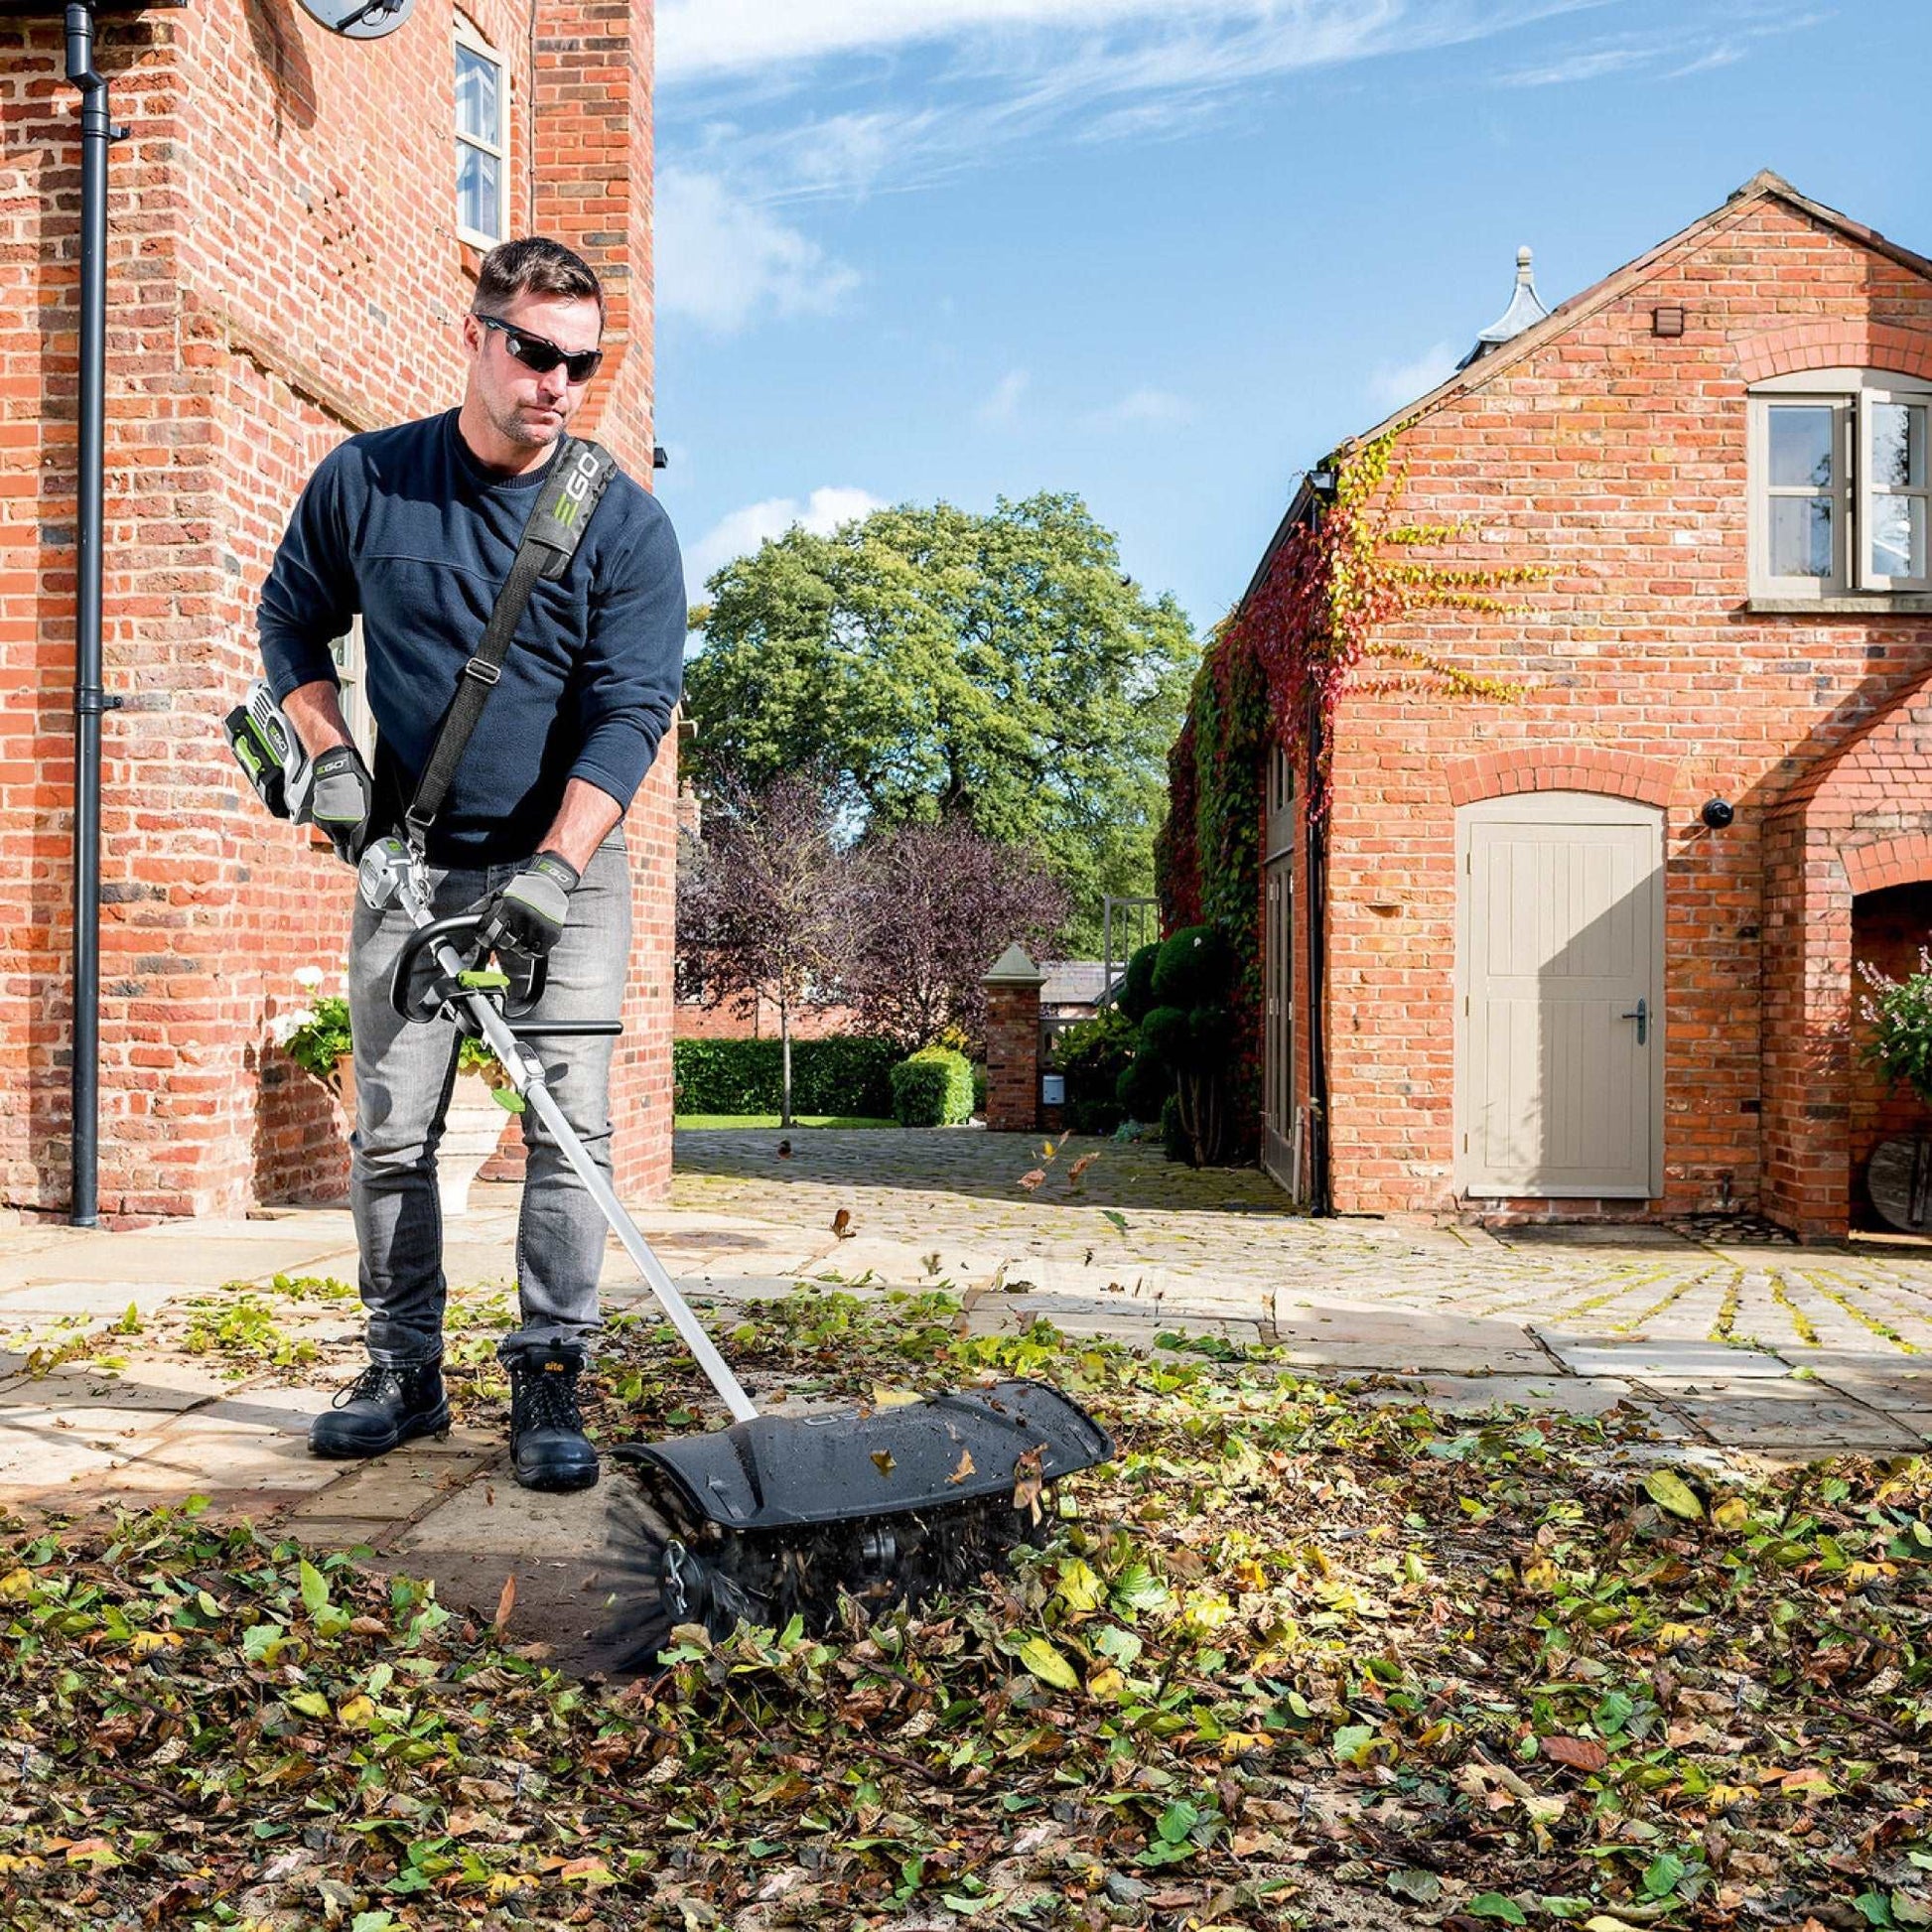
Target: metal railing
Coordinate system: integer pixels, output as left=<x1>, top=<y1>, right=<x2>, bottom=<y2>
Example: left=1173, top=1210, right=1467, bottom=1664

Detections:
left=1100, top=896, right=1158, bottom=1001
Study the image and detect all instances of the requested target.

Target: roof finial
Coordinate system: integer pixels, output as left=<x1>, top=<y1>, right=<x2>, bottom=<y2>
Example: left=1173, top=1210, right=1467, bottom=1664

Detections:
left=1457, top=243, right=1553, bottom=368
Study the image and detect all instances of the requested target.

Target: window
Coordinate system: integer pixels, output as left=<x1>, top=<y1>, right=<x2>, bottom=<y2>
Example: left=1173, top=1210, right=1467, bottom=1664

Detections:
left=454, top=20, right=506, bottom=248
left=1750, top=368, right=1932, bottom=598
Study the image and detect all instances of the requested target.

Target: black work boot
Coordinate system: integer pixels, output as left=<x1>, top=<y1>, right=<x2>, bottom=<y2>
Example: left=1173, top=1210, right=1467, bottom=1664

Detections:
left=506, top=1346, right=599, bottom=1493
left=309, top=1360, right=449, bottom=1458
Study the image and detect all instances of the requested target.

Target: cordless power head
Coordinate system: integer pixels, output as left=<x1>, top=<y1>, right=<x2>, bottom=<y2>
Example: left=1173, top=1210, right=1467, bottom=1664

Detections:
left=222, top=679, right=316, bottom=823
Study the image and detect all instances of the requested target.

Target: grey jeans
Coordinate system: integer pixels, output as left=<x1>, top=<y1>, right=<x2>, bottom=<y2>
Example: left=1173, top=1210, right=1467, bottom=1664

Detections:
left=346, top=832, right=630, bottom=1369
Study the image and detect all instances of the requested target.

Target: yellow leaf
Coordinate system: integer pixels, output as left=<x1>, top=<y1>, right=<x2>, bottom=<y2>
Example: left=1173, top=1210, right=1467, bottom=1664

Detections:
left=1522, top=1560, right=1561, bottom=1595
left=0, top=1570, right=35, bottom=1600
left=485, top=1873, right=534, bottom=1899
left=1086, top=1666, right=1126, bottom=1702
left=1055, top=1560, right=1105, bottom=1614
left=288, top=1691, right=331, bottom=1720
left=1017, top=1636, right=1080, bottom=1692
left=1712, top=1496, right=1751, bottom=1531
left=870, top=1449, right=897, bottom=1476
left=1233, top=1560, right=1269, bottom=1593
left=337, top=1694, right=376, bottom=1730
left=871, top=1386, right=921, bottom=1409
left=129, top=1630, right=182, bottom=1658
left=1641, top=1469, right=1704, bottom=1520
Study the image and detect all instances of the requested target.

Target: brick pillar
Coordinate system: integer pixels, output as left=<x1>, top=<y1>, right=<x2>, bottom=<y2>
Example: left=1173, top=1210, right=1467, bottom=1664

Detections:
left=983, top=944, right=1045, bottom=1133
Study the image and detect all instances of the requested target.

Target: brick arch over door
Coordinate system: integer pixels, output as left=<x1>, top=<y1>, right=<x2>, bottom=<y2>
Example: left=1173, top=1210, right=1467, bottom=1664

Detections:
left=1444, top=747, right=1681, bottom=811
left=1733, top=323, right=1932, bottom=384
left=1845, top=836, right=1932, bottom=899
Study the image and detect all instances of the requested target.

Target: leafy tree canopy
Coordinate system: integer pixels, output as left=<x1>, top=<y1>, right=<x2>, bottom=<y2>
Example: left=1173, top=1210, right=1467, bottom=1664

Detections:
left=683, top=493, right=1199, bottom=943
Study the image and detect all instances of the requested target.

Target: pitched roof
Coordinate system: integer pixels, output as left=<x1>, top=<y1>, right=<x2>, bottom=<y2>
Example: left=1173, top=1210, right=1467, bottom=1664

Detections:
left=1237, top=172, right=1932, bottom=615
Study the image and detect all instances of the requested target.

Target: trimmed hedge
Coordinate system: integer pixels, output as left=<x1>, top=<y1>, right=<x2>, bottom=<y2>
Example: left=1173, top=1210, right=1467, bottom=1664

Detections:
left=672, top=1036, right=898, bottom=1117
left=891, top=1046, right=976, bottom=1127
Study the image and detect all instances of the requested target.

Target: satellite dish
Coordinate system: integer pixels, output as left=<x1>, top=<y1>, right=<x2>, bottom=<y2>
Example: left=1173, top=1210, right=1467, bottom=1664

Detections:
left=295, top=0, right=415, bottom=40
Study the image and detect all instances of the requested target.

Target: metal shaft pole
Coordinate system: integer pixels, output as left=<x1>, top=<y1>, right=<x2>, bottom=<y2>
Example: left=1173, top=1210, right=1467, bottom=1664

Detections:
left=65, top=3, right=109, bottom=1227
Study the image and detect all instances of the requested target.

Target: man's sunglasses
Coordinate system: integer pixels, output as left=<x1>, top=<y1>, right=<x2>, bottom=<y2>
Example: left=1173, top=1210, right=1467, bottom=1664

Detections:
left=473, top=313, right=603, bottom=384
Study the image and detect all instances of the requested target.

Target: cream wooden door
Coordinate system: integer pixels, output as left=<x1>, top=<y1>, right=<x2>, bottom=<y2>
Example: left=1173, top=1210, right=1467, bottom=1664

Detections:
left=1455, top=792, right=1663, bottom=1198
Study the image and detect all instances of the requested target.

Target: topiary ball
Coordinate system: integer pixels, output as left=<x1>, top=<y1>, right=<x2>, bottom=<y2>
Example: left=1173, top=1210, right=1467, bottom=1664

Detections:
left=1137, top=1005, right=1191, bottom=1073
left=1150, top=924, right=1231, bottom=1010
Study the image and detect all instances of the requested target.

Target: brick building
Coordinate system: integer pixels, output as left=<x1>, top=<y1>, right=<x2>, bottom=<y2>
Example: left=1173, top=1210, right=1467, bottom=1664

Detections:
left=1200, top=174, right=1932, bottom=1241
left=0, top=0, right=674, bottom=1221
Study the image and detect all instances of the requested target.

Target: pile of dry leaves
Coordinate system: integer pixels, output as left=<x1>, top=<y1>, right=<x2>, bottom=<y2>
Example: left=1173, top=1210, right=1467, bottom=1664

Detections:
left=3, top=1287, right=1928, bottom=1931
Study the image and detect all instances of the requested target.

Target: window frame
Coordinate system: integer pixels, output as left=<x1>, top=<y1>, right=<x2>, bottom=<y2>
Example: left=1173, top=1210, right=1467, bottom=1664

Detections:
left=453, top=16, right=507, bottom=251
left=1861, top=384, right=1932, bottom=595
left=1748, top=367, right=1932, bottom=601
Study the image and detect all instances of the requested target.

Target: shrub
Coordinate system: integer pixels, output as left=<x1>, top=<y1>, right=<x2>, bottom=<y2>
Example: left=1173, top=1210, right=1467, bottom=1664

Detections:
left=1137, top=1005, right=1192, bottom=1073
left=1115, top=942, right=1162, bottom=1023
left=891, top=1046, right=975, bottom=1127
left=672, top=1036, right=898, bottom=1117
left=1116, top=1052, right=1173, bottom=1124
left=1059, top=1009, right=1136, bottom=1136
left=1861, top=949, right=1932, bottom=1107
left=1150, top=923, right=1232, bottom=1010
left=1161, top=1092, right=1191, bottom=1166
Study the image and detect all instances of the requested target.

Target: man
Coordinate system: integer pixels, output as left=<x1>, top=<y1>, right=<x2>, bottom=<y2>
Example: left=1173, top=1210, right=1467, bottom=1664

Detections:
left=256, top=237, right=684, bottom=1492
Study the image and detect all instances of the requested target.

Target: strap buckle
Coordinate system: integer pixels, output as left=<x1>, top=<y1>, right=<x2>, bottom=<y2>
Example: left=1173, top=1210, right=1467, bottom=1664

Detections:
left=462, top=655, right=502, bottom=687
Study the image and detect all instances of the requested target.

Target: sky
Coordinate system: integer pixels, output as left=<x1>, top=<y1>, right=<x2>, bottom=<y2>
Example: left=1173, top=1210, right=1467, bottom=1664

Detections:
left=648, top=0, right=1932, bottom=636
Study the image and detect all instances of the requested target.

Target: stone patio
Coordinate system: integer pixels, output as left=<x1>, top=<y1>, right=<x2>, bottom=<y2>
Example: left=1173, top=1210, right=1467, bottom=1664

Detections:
left=0, top=1126, right=1925, bottom=1657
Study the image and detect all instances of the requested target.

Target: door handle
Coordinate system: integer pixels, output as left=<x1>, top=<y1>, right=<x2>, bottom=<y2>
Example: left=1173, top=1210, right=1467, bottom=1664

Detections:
left=1619, top=997, right=1649, bottom=1045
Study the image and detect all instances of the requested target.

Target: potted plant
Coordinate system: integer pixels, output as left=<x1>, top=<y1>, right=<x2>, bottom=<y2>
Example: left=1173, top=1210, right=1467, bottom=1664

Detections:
left=1858, top=949, right=1932, bottom=1230
left=270, top=968, right=514, bottom=1214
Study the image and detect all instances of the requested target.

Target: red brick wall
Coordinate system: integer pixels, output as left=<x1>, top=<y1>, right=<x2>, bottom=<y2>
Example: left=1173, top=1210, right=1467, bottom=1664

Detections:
left=1273, top=188, right=1932, bottom=1232
left=0, top=0, right=671, bottom=1221
left=984, top=981, right=1041, bottom=1133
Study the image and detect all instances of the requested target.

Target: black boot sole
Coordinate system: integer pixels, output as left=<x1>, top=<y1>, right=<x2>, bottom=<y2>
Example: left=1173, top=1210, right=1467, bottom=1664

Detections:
left=309, top=1403, right=452, bottom=1460
left=510, top=1456, right=601, bottom=1494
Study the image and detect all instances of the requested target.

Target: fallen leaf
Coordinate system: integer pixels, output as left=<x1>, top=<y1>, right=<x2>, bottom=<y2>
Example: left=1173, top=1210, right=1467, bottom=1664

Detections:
left=494, top=1574, right=516, bottom=1636
left=831, top=1208, right=854, bottom=1238
left=1017, top=1635, right=1079, bottom=1691
left=947, top=1449, right=976, bottom=1485
left=1012, top=1446, right=1045, bottom=1512
left=1642, top=1469, right=1705, bottom=1520
left=1541, top=1735, right=1609, bottom=1774
left=871, top=1449, right=897, bottom=1476
left=1017, top=1170, right=1047, bottom=1192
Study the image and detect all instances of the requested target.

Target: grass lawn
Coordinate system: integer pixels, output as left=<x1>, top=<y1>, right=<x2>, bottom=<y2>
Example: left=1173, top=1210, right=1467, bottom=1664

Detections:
left=674, top=1113, right=897, bottom=1129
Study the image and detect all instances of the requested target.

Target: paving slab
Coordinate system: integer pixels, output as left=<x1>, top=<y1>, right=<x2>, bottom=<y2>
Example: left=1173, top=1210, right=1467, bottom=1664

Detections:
left=1641, top=1379, right=1924, bottom=1451
left=1535, top=1335, right=1794, bottom=1380
left=1371, top=1374, right=1653, bottom=1421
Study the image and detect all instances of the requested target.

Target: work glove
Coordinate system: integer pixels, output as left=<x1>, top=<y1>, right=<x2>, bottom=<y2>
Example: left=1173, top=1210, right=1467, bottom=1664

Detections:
left=306, top=744, right=375, bottom=865
left=478, top=851, right=580, bottom=959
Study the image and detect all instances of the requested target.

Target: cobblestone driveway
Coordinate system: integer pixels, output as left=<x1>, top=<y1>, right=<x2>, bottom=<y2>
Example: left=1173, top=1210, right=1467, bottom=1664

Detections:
left=674, top=1126, right=1932, bottom=1454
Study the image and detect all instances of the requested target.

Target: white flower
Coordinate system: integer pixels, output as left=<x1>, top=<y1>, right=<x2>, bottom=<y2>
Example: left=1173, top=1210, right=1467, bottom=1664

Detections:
left=270, top=1007, right=318, bottom=1047
left=294, top=966, right=325, bottom=990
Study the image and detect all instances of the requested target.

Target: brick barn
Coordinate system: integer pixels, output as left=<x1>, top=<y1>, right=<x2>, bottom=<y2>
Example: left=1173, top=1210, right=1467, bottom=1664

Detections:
left=1177, top=173, right=1932, bottom=1241
left=0, top=0, right=675, bottom=1221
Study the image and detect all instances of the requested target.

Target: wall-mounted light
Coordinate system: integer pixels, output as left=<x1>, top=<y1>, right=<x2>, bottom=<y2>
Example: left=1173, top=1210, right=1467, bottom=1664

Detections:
left=1701, top=797, right=1734, bottom=830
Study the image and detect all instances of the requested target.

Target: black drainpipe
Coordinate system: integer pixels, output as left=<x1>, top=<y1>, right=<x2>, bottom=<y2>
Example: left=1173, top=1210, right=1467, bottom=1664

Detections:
left=65, top=1, right=121, bottom=1226
left=1305, top=693, right=1330, bottom=1216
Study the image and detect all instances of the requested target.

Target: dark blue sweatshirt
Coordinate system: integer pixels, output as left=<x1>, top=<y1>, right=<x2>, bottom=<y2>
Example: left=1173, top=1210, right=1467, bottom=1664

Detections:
left=256, top=409, right=685, bottom=866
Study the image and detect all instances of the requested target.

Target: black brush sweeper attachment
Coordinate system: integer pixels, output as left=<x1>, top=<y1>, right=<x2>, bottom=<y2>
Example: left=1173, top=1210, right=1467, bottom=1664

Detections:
left=600, top=1379, right=1113, bottom=1669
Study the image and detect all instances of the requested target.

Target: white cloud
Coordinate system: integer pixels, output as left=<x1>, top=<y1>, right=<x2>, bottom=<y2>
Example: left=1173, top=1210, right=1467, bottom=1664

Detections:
left=1088, top=386, right=1192, bottom=429
left=659, top=2, right=1612, bottom=204
left=655, top=168, right=859, bottom=332
left=976, top=369, right=1030, bottom=428
left=1366, top=339, right=1459, bottom=413
left=685, top=485, right=886, bottom=596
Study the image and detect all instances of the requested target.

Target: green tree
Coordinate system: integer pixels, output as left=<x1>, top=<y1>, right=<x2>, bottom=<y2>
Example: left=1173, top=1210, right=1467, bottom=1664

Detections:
left=683, top=493, right=1198, bottom=946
